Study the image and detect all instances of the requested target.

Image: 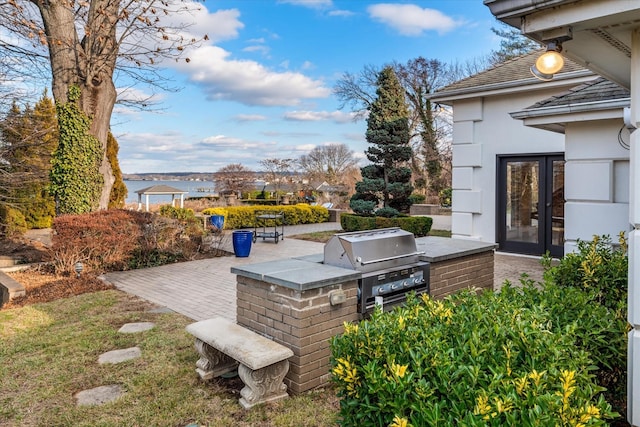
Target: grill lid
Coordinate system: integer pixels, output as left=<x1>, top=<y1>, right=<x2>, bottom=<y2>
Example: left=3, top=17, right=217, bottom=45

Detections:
left=323, top=227, right=423, bottom=272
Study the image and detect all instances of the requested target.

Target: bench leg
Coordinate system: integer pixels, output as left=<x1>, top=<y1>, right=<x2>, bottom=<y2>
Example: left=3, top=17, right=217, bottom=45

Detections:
left=194, top=338, right=239, bottom=380
left=238, top=360, right=290, bottom=409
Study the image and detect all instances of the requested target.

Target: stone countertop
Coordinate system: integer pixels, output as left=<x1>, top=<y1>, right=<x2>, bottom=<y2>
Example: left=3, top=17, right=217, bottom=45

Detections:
left=231, top=258, right=360, bottom=291
left=416, top=236, right=496, bottom=263
left=232, top=237, right=496, bottom=291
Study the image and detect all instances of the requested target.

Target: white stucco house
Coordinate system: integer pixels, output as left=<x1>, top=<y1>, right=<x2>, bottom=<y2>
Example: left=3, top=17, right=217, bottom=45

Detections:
left=444, top=1, right=640, bottom=424
left=430, top=51, right=631, bottom=258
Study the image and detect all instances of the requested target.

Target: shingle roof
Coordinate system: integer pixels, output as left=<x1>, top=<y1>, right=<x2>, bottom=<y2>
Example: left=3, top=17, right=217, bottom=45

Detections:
left=524, top=77, right=629, bottom=109
left=435, top=49, right=588, bottom=94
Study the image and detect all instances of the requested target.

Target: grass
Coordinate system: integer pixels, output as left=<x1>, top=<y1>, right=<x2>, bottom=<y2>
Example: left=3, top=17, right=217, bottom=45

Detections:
left=0, top=290, right=339, bottom=426
left=428, top=229, right=452, bottom=238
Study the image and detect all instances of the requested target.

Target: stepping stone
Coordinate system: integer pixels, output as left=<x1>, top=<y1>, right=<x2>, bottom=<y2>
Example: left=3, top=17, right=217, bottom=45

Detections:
left=74, top=384, right=124, bottom=406
left=148, top=307, right=174, bottom=314
left=118, top=322, right=155, bottom=333
left=98, top=347, right=141, bottom=364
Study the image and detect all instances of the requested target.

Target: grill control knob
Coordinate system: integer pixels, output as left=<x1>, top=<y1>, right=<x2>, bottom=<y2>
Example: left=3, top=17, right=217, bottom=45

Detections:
left=414, top=278, right=424, bottom=285
left=391, top=283, right=400, bottom=291
left=403, top=281, right=410, bottom=288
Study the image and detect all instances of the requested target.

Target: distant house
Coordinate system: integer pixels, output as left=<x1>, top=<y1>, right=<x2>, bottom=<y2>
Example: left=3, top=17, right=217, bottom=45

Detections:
left=430, top=51, right=630, bottom=258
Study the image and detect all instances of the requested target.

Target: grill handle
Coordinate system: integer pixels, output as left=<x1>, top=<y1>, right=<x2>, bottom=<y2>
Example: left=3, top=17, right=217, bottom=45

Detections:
left=358, top=251, right=425, bottom=265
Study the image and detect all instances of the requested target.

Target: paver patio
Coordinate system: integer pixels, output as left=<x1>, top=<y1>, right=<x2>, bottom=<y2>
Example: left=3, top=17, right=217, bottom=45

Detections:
left=103, top=220, right=547, bottom=322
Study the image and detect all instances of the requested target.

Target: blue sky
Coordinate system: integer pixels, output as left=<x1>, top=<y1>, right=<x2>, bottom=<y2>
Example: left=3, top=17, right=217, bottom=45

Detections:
left=112, top=0, right=502, bottom=174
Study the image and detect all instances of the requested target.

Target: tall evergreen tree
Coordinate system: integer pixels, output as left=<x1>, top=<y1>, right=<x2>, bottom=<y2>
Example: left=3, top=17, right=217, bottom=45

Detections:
left=351, top=67, right=413, bottom=215
left=107, top=131, right=128, bottom=209
left=0, top=92, right=58, bottom=229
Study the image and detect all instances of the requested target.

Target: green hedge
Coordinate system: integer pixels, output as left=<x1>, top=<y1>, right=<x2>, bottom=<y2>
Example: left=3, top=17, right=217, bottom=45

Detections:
left=201, top=204, right=329, bottom=229
left=331, top=285, right=620, bottom=426
left=340, top=213, right=432, bottom=236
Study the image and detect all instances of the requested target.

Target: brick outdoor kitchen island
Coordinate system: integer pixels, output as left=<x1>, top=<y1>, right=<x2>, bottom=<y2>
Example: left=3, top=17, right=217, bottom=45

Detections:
left=231, top=235, right=496, bottom=394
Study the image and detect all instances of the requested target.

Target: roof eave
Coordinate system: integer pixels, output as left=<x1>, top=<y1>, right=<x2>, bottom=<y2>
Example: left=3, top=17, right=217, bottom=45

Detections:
left=430, top=70, right=596, bottom=103
left=483, top=0, right=577, bottom=27
left=510, top=98, right=630, bottom=120
left=512, top=98, right=628, bottom=134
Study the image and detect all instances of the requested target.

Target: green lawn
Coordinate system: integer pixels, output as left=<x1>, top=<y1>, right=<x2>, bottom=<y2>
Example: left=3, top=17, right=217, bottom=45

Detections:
left=0, top=290, right=338, bottom=426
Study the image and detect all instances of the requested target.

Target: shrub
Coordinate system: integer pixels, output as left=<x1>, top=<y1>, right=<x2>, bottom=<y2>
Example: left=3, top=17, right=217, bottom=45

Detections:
left=375, top=207, right=399, bottom=218
left=50, top=209, right=208, bottom=274
left=408, top=193, right=426, bottom=204
left=340, top=213, right=432, bottom=237
left=542, top=233, right=627, bottom=312
left=51, top=210, right=144, bottom=274
left=158, top=205, right=204, bottom=236
left=541, top=233, right=629, bottom=414
left=130, top=214, right=203, bottom=269
left=0, top=205, right=28, bottom=237
left=331, top=287, right=619, bottom=427
left=201, top=204, right=329, bottom=229
left=349, top=198, right=376, bottom=216
left=439, top=187, right=452, bottom=207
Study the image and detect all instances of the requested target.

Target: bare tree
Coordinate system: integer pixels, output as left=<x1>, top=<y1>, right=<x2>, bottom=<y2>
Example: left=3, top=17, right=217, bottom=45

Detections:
left=332, top=64, right=379, bottom=120
left=259, top=158, right=294, bottom=204
left=298, top=144, right=358, bottom=185
left=0, top=0, right=205, bottom=209
left=214, top=163, right=255, bottom=197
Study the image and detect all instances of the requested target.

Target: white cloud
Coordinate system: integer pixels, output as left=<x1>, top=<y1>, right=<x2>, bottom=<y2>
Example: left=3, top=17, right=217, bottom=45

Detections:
left=283, top=110, right=357, bottom=123
left=176, top=45, right=330, bottom=106
left=116, top=87, right=165, bottom=105
left=243, top=45, right=270, bottom=55
left=234, top=114, right=267, bottom=122
left=301, top=61, right=315, bottom=70
left=292, top=143, right=317, bottom=152
left=200, top=134, right=267, bottom=150
left=277, top=0, right=333, bottom=9
left=171, top=5, right=244, bottom=43
left=367, top=4, right=463, bottom=36
left=344, top=132, right=366, bottom=141
left=328, top=9, right=355, bottom=17
left=119, top=131, right=194, bottom=152
left=261, top=130, right=320, bottom=138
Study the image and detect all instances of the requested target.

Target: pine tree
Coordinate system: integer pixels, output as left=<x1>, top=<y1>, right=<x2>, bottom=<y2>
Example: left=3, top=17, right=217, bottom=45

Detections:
left=350, top=67, right=413, bottom=215
left=107, top=132, right=128, bottom=208
left=0, top=92, right=58, bottom=229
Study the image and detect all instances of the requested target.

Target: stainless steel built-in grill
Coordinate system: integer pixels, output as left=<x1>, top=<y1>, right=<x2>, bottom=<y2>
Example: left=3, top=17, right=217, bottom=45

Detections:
left=323, top=227, right=430, bottom=316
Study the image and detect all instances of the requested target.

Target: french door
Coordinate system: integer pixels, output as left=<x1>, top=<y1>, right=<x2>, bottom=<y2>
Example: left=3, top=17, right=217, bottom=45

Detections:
left=497, top=155, right=564, bottom=257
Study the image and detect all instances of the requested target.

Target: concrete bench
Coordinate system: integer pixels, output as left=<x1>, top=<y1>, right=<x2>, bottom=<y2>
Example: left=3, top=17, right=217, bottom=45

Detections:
left=185, top=317, right=293, bottom=409
left=0, top=271, right=25, bottom=307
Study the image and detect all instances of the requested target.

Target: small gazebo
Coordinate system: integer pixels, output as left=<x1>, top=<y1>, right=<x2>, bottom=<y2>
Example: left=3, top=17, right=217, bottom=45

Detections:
left=135, top=185, right=188, bottom=212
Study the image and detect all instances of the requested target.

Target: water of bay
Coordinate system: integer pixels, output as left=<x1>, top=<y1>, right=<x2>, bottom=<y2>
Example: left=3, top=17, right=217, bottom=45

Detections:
left=123, top=180, right=216, bottom=204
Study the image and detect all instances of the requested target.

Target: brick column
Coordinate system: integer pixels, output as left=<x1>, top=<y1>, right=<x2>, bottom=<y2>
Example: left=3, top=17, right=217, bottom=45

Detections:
left=236, top=275, right=359, bottom=394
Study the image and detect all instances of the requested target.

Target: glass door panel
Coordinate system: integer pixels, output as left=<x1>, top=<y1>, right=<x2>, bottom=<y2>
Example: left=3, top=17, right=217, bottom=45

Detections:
left=498, top=155, right=564, bottom=257
left=550, top=160, right=565, bottom=248
left=506, top=161, right=539, bottom=244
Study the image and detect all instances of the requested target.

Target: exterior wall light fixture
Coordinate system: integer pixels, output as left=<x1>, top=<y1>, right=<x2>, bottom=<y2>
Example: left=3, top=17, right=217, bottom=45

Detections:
left=531, top=41, right=565, bottom=81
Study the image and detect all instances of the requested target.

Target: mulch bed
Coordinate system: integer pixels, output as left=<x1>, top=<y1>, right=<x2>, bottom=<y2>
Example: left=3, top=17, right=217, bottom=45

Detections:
left=3, top=269, right=113, bottom=309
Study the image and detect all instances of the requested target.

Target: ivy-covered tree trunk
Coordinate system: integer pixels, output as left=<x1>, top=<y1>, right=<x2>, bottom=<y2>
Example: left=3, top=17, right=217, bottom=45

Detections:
left=50, top=87, right=104, bottom=214
left=34, top=0, right=118, bottom=210
left=351, top=67, right=413, bottom=215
